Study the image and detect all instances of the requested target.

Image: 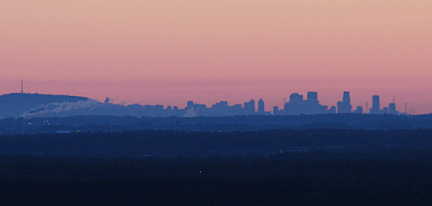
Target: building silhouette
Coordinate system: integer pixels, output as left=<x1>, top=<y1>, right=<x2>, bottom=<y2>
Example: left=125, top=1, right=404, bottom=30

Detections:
left=273, top=106, right=279, bottom=115
left=307, top=92, right=318, bottom=104
left=353, top=106, right=363, bottom=114
left=210, top=101, right=230, bottom=116
left=256, top=98, right=271, bottom=115
left=382, top=107, right=389, bottom=114
left=370, top=95, right=381, bottom=114
left=389, top=103, right=398, bottom=115
left=337, top=91, right=352, bottom=113
left=243, top=99, right=255, bottom=115
left=281, top=92, right=333, bottom=115
left=329, top=106, right=336, bottom=114
left=64, top=91, right=403, bottom=117
left=258, top=99, right=264, bottom=113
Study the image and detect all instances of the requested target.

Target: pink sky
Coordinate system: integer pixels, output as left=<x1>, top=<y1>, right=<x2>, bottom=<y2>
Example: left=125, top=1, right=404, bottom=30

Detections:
left=1, top=1, right=431, bottom=113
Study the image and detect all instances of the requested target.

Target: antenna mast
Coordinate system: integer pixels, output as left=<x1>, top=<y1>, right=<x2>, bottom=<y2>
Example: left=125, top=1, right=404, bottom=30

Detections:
left=21, top=80, right=23, bottom=93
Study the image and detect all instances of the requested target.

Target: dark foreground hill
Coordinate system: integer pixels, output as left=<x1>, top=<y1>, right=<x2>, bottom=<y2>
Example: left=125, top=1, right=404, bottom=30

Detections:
left=0, top=93, right=89, bottom=118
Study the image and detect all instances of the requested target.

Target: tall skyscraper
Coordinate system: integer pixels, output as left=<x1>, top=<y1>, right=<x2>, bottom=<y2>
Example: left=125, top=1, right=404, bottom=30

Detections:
left=343, top=91, right=350, bottom=105
left=372, top=95, right=380, bottom=110
left=337, top=91, right=352, bottom=113
left=370, top=95, right=381, bottom=114
left=389, top=103, right=397, bottom=115
left=258, top=98, right=265, bottom=113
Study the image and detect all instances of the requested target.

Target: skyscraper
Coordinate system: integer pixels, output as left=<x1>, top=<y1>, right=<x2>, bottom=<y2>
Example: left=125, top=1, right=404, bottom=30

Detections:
left=289, top=93, right=303, bottom=104
left=370, top=95, right=381, bottom=114
left=343, top=91, right=351, bottom=106
left=258, top=98, right=265, bottom=113
left=389, top=103, right=397, bottom=115
left=243, top=99, right=255, bottom=115
left=337, top=91, right=352, bottom=113
left=283, top=92, right=331, bottom=115
left=307, top=92, right=318, bottom=104
left=284, top=93, right=303, bottom=115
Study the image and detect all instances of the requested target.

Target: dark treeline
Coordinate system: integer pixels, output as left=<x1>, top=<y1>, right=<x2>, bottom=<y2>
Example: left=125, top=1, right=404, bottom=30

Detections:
left=1, top=114, right=432, bottom=134
left=2, top=129, right=432, bottom=204
left=1, top=151, right=432, bottom=205
left=1, top=129, right=432, bottom=158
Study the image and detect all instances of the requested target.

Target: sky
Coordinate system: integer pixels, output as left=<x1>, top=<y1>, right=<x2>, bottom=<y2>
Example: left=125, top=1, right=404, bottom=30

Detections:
left=0, top=0, right=431, bottom=113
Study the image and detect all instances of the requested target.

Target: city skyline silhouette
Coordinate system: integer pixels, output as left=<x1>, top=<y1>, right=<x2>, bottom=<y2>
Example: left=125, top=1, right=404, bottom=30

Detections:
left=0, top=90, right=412, bottom=119
left=0, top=77, right=429, bottom=115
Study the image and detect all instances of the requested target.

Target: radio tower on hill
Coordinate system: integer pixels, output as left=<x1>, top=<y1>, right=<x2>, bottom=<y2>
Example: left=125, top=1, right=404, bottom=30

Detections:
left=21, top=80, right=23, bottom=93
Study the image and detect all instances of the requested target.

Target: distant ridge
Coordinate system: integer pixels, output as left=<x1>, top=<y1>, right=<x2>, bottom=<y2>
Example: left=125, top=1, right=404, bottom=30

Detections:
left=0, top=93, right=89, bottom=118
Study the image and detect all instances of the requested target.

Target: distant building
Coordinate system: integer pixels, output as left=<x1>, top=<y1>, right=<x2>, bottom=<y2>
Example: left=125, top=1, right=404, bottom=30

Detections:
left=187, top=101, right=194, bottom=108
left=243, top=99, right=255, bottom=115
left=289, top=93, right=303, bottom=104
left=382, top=107, right=388, bottom=114
left=227, top=104, right=242, bottom=116
left=283, top=92, right=331, bottom=115
left=388, top=103, right=398, bottom=115
left=256, top=99, right=271, bottom=115
left=284, top=93, right=303, bottom=114
left=372, top=95, right=380, bottom=111
left=353, top=106, right=363, bottom=114
left=370, top=95, right=381, bottom=114
left=210, top=101, right=230, bottom=116
left=273, top=106, right=279, bottom=115
left=258, top=99, right=265, bottom=113
left=329, top=106, right=336, bottom=114
left=337, top=91, right=352, bottom=113
left=307, top=92, right=318, bottom=104
left=186, top=101, right=208, bottom=116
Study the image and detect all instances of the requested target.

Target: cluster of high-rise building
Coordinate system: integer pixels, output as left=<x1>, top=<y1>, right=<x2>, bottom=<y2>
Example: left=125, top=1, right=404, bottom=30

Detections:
left=369, top=95, right=398, bottom=115
left=138, top=91, right=400, bottom=117
left=1, top=90, right=403, bottom=118
left=272, top=92, right=335, bottom=115
left=271, top=91, right=398, bottom=116
left=180, top=99, right=271, bottom=117
left=98, top=91, right=402, bottom=117
left=333, top=92, right=398, bottom=115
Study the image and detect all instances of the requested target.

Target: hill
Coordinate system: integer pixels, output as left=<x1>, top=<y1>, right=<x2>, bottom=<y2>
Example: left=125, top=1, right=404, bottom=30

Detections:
left=0, top=93, right=89, bottom=118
